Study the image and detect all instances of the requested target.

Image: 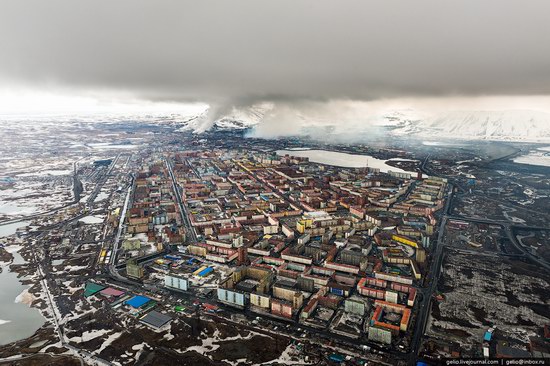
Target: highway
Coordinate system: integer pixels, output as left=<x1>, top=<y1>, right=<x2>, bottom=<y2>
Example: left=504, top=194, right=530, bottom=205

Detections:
left=107, top=174, right=134, bottom=282
left=408, top=183, right=454, bottom=364
left=110, top=174, right=134, bottom=265
left=505, top=225, right=550, bottom=271
left=165, top=157, right=198, bottom=243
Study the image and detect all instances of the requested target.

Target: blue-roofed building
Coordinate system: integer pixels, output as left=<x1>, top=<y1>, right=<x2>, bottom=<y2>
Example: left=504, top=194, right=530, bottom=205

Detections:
left=125, top=295, right=151, bottom=309
left=484, top=331, right=493, bottom=341
left=198, top=267, right=214, bottom=277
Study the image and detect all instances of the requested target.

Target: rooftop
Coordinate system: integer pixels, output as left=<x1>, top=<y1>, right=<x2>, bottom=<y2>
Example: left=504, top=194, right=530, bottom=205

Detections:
left=140, top=310, right=172, bottom=329
left=84, top=282, right=105, bottom=297
left=125, top=295, right=152, bottom=308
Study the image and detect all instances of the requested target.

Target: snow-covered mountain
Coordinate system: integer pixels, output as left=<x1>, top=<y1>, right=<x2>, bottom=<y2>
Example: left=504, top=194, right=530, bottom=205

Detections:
left=174, top=105, right=550, bottom=143
left=213, top=103, right=273, bottom=130
left=175, top=102, right=273, bottom=133
left=391, top=110, right=550, bottom=142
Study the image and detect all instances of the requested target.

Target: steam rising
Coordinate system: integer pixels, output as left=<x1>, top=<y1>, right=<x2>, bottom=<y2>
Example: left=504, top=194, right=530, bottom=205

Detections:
left=1, top=0, right=550, bottom=138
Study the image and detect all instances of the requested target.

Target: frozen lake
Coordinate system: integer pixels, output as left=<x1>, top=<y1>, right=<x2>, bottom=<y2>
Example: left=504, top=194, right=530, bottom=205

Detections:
left=0, top=248, right=45, bottom=345
left=89, top=143, right=139, bottom=150
left=16, top=169, right=72, bottom=177
left=0, top=202, right=38, bottom=217
left=276, top=149, right=416, bottom=174
left=0, top=221, right=31, bottom=238
left=513, top=146, right=550, bottom=167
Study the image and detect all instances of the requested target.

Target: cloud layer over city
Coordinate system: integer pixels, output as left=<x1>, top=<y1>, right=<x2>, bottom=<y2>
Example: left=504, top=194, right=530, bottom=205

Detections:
left=1, top=0, right=550, bottom=126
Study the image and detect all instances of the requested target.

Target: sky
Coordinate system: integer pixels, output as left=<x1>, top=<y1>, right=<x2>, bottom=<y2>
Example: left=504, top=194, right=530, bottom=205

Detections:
left=1, top=0, right=550, bottom=122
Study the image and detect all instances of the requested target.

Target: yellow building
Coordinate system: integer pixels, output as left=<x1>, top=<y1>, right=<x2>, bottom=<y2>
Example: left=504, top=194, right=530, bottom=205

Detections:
left=392, top=235, right=419, bottom=248
left=250, top=293, right=271, bottom=308
left=296, top=219, right=312, bottom=234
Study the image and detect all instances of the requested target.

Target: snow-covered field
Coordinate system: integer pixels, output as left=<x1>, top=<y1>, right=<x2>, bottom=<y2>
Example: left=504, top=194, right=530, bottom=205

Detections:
left=261, top=343, right=314, bottom=365
left=0, top=174, right=72, bottom=219
left=79, top=215, right=105, bottom=224
left=513, top=146, right=550, bottom=167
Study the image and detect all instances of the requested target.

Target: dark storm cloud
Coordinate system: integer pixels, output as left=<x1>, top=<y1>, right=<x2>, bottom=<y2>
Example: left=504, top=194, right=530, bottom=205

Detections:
left=1, top=0, right=550, bottom=104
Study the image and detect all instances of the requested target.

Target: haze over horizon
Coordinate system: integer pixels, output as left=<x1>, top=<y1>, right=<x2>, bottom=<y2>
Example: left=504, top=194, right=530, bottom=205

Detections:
left=1, top=0, right=550, bottom=136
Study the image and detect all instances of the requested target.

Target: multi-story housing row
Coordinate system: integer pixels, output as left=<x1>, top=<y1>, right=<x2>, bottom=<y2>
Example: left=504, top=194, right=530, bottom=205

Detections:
left=158, top=150, right=447, bottom=346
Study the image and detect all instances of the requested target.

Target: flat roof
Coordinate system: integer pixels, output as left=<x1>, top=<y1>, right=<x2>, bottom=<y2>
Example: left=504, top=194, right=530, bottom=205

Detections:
left=84, top=282, right=105, bottom=297
left=125, top=295, right=151, bottom=308
left=100, top=287, right=125, bottom=297
left=140, top=310, right=172, bottom=329
left=236, top=280, right=257, bottom=292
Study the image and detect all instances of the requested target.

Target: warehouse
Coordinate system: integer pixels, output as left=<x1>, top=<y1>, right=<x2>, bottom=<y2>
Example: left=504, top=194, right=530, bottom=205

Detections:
left=84, top=282, right=105, bottom=297
left=100, top=287, right=125, bottom=299
left=125, top=295, right=152, bottom=309
left=139, top=310, right=173, bottom=330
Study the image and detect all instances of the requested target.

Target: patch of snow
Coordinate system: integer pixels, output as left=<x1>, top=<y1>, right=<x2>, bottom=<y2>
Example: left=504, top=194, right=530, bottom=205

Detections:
left=69, top=329, right=110, bottom=342
left=89, top=143, right=139, bottom=150
left=15, top=288, right=35, bottom=306
left=94, top=191, right=110, bottom=202
left=257, top=343, right=313, bottom=365
left=4, top=245, right=22, bottom=254
left=513, top=147, right=550, bottom=167
left=16, top=169, right=72, bottom=177
left=79, top=215, right=105, bottom=224
left=64, top=265, right=89, bottom=272
left=96, top=331, right=123, bottom=354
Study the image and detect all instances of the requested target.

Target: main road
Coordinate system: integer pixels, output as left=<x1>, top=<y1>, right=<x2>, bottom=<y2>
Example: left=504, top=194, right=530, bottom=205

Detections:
left=408, top=183, right=454, bottom=363
left=107, top=173, right=134, bottom=282
left=165, top=156, right=198, bottom=243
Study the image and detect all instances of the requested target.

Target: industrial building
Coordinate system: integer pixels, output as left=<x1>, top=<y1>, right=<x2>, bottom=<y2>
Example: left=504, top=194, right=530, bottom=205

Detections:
left=139, top=310, right=172, bottom=330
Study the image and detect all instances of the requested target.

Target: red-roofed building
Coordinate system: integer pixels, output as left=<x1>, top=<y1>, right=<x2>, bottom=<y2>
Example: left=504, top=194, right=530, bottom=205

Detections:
left=100, top=287, right=125, bottom=298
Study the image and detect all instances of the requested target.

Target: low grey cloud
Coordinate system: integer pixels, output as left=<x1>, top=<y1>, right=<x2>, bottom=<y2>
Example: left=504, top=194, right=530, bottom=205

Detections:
left=1, top=0, right=550, bottom=120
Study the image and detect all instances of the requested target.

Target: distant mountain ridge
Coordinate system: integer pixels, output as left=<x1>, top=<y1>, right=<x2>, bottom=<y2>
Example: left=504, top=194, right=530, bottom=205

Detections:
left=175, top=106, right=550, bottom=143
left=212, top=103, right=271, bottom=130
left=393, top=110, right=550, bottom=142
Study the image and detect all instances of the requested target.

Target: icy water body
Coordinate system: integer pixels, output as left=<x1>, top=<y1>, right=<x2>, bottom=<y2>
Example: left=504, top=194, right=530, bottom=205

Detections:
left=0, top=221, right=30, bottom=238
left=276, top=149, right=416, bottom=174
left=0, top=202, right=37, bottom=217
left=0, top=248, right=44, bottom=345
left=513, top=146, right=550, bottom=168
